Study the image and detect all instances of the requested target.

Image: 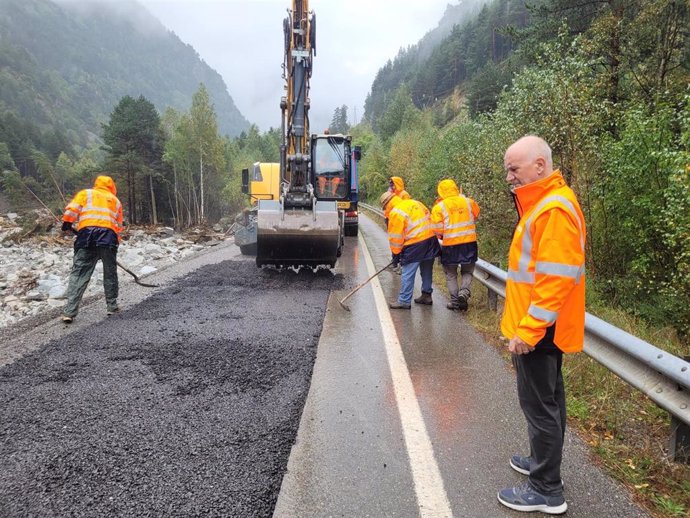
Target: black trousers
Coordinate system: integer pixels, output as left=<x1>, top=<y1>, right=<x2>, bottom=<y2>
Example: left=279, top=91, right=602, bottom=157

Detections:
left=512, top=347, right=566, bottom=496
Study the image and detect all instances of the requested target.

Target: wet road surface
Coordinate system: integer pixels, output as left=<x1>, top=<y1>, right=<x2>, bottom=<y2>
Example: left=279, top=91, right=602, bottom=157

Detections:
left=275, top=215, right=649, bottom=518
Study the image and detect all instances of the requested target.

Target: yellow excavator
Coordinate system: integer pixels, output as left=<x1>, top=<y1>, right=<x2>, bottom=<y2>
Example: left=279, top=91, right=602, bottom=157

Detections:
left=247, top=0, right=354, bottom=269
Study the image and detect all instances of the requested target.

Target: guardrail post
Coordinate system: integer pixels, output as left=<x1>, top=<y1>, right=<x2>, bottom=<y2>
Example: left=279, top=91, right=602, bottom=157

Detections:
left=487, top=287, right=498, bottom=312
left=669, top=356, right=690, bottom=464
left=487, top=261, right=498, bottom=312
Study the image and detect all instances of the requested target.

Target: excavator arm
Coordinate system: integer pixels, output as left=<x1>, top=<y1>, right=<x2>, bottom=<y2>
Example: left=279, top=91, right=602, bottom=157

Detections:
left=255, top=0, right=342, bottom=268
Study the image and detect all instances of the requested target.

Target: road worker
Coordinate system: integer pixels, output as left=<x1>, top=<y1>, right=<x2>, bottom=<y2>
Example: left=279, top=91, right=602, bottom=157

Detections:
left=380, top=191, right=440, bottom=309
left=497, top=136, right=586, bottom=515
left=388, top=176, right=411, bottom=200
left=60, top=175, right=124, bottom=323
left=431, top=179, right=480, bottom=311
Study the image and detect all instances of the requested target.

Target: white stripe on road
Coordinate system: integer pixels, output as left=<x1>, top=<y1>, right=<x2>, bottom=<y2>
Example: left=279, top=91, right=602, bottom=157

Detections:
left=359, top=235, right=453, bottom=518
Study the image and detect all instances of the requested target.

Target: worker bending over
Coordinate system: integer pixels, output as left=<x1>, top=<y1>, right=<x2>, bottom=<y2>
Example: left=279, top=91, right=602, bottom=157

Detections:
left=431, top=179, right=480, bottom=311
left=380, top=191, right=439, bottom=309
left=61, top=175, right=123, bottom=323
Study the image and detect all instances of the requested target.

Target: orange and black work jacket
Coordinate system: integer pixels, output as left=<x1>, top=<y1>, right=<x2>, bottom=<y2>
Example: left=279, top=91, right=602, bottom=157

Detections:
left=389, top=176, right=411, bottom=200
left=431, top=179, right=480, bottom=265
left=500, top=170, right=586, bottom=353
left=63, top=175, right=123, bottom=249
left=385, top=196, right=440, bottom=265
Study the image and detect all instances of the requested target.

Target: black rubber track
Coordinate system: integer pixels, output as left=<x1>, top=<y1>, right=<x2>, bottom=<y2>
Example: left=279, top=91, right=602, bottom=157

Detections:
left=0, top=260, right=339, bottom=517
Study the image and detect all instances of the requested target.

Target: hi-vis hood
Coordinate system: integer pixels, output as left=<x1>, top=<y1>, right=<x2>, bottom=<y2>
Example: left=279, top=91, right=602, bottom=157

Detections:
left=390, top=176, right=405, bottom=194
left=94, top=175, right=117, bottom=196
left=437, top=179, right=461, bottom=200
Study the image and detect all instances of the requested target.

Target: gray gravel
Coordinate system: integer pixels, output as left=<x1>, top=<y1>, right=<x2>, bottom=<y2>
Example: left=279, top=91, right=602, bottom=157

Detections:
left=0, top=260, right=335, bottom=517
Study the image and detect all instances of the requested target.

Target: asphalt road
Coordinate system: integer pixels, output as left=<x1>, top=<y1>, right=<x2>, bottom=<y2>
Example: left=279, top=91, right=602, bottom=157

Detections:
left=0, top=221, right=651, bottom=518
left=0, top=254, right=335, bottom=517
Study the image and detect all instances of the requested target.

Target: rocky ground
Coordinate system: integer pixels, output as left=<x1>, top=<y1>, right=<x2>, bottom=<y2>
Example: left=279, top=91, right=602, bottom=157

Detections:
left=0, top=210, right=230, bottom=328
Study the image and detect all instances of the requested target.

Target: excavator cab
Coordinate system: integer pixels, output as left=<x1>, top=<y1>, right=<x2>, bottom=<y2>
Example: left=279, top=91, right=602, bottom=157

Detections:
left=312, top=134, right=351, bottom=200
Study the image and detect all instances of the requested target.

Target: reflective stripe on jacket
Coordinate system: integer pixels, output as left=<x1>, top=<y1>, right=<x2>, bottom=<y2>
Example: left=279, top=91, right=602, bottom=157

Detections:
left=63, top=176, right=123, bottom=238
left=500, top=170, right=586, bottom=353
left=430, top=179, right=479, bottom=246
left=386, top=198, right=435, bottom=255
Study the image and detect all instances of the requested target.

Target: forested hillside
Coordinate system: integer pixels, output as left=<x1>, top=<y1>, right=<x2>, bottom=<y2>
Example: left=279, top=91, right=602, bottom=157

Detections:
left=355, top=0, right=690, bottom=338
left=364, top=0, right=521, bottom=127
left=0, top=0, right=248, bottom=152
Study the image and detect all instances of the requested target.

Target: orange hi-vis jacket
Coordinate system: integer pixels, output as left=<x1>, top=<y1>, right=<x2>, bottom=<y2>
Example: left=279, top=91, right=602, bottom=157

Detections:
left=389, top=176, right=411, bottom=200
left=431, top=179, right=480, bottom=246
left=500, top=170, right=586, bottom=353
left=63, top=176, right=123, bottom=238
left=385, top=196, right=435, bottom=255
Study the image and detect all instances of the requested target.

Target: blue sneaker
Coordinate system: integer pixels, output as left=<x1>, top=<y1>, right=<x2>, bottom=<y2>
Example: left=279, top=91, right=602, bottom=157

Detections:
left=510, top=455, right=565, bottom=488
left=498, top=483, right=567, bottom=514
left=510, top=454, right=531, bottom=475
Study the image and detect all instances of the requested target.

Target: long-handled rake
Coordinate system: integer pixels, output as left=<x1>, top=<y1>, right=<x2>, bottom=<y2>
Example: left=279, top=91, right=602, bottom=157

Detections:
left=338, top=260, right=394, bottom=311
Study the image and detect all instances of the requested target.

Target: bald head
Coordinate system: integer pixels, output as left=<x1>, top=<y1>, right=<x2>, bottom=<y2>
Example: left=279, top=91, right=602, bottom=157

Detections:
left=504, top=136, right=553, bottom=188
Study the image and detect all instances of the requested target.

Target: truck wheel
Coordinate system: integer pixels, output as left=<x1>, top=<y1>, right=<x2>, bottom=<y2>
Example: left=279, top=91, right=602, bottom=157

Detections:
left=344, top=224, right=358, bottom=236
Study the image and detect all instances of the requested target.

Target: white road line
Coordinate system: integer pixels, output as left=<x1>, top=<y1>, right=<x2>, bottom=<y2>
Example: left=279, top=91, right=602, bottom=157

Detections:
left=359, top=235, right=453, bottom=518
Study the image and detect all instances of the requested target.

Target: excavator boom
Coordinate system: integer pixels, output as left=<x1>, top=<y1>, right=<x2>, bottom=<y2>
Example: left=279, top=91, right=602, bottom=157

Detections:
left=255, top=0, right=342, bottom=268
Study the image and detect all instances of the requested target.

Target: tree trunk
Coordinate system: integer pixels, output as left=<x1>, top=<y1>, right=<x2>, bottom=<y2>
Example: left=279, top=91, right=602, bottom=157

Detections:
left=149, top=173, right=158, bottom=225
left=199, top=140, right=205, bottom=222
left=127, top=169, right=134, bottom=224
left=173, top=163, right=181, bottom=230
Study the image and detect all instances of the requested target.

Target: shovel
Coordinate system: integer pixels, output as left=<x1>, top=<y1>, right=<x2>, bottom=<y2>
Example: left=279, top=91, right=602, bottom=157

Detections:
left=116, top=261, right=160, bottom=288
left=338, top=260, right=394, bottom=311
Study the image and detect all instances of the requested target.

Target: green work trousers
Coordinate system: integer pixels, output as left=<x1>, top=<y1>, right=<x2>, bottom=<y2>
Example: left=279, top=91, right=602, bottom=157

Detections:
left=63, top=247, right=118, bottom=317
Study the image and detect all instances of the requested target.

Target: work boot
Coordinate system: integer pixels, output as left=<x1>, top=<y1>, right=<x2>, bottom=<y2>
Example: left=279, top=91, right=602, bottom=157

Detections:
left=414, top=292, right=433, bottom=305
left=61, top=315, right=73, bottom=324
left=389, top=301, right=411, bottom=309
left=107, top=306, right=120, bottom=316
left=447, top=298, right=460, bottom=310
left=456, top=293, right=468, bottom=311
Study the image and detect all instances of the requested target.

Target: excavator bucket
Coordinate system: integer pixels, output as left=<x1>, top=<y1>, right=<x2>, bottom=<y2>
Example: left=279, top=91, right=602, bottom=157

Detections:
left=256, top=200, right=341, bottom=268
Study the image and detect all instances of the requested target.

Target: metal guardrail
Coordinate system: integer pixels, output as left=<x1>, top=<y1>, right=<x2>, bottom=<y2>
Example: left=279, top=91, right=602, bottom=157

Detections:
left=360, top=202, right=690, bottom=434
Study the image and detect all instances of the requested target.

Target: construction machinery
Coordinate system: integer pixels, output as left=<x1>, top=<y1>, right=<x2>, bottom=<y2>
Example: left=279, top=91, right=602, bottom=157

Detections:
left=249, top=0, right=353, bottom=269
left=237, top=136, right=361, bottom=256
left=235, top=162, right=280, bottom=255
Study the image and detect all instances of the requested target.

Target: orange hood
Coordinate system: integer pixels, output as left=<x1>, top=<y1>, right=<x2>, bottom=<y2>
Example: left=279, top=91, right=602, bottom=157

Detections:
left=437, top=179, right=461, bottom=199
left=94, top=175, right=117, bottom=196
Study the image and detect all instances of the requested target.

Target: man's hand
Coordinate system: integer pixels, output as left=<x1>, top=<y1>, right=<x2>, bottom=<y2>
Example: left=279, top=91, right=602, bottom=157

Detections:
left=509, top=335, right=534, bottom=355
left=391, top=253, right=401, bottom=267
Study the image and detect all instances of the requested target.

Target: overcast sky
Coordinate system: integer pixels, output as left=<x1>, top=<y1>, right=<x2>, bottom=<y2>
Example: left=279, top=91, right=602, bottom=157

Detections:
left=136, top=0, right=456, bottom=132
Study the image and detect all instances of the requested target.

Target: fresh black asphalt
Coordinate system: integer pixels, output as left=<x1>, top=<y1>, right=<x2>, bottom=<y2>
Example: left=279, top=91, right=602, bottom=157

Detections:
left=0, top=260, right=338, bottom=517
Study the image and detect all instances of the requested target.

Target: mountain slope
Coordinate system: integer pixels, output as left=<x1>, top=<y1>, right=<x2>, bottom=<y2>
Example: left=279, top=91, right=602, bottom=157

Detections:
left=0, top=0, right=249, bottom=144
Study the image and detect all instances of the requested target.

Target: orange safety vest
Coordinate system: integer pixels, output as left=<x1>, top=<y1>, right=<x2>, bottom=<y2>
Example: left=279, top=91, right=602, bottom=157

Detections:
left=63, top=176, right=123, bottom=237
left=431, top=179, right=479, bottom=246
left=385, top=197, right=435, bottom=255
left=500, top=170, right=586, bottom=353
